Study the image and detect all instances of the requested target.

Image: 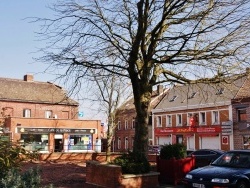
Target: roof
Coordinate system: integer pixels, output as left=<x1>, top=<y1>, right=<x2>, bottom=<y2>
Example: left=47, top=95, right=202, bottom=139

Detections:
left=0, top=76, right=78, bottom=106
left=154, top=76, right=247, bottom=112
left=117, top=85, right=168, bottom=112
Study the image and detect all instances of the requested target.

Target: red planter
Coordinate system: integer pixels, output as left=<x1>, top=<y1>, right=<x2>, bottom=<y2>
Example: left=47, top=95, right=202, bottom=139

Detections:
left=157, top=156, right=195, bottom=185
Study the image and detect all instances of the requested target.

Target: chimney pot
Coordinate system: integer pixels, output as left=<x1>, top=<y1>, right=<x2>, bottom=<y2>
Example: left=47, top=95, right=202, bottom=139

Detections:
left=24, top=74, right=34, bottom=82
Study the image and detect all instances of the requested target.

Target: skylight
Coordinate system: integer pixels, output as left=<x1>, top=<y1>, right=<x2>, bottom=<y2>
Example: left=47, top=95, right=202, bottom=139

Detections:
left=169, top=95, right=177, bottom=102
left=216, top=88, right=224, bottom=95
left=188, top=92, right=197, bottom=99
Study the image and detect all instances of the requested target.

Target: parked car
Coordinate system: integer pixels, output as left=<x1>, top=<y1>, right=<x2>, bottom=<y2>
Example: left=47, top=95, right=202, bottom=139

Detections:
left=187, top=149, right=224, bottom=168
left=148, top=145, right=162, bottom=154
left=183, top=150, right=250, bottom=188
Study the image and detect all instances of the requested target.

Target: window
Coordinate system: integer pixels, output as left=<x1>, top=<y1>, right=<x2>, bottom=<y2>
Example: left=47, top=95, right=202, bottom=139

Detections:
left=176, top=114, right=182, bottom=126
left=212, top=111, right=219, bottom=124
left=20, top=134, right=49, bottom=151
left=169, top=95, right=177, bottom=102
left=118, top=137, right=121, bottom=149
left=216, top=88, right=224, bottom=95
left=125, top=119, right=128, bottom=129
left=132, top=119, right=135, bottom=129
left=166, top=115, right=172, bottom=127
left=23, top=109, right=31, bottom=118
left=62, top=111, right=69, bottom=119
left=131, top=137, right=134, bottom=147
left=156, top=116, right=162, bottom=127
left=188, top=92, right=197, bottom=99
left=125, top=137, right=128, bottom=149
left=118, top=121, right=121, bottom=130
left=238, top=108, right=247, bottom=122
left=199, top=112, right=206, bottom=125
left=45, top=110, right=52, bottom=118
left=68, top=134, right=92, bottom=150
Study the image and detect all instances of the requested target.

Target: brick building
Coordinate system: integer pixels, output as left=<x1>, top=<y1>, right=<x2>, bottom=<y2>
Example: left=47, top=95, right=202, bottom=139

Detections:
left=114, top=85, right=167, bottom=152
left=232, top=73, right=250, bottom=150
left=0, top=75, right=101, bottom=153
left=152, top=75, right=248, bottom=151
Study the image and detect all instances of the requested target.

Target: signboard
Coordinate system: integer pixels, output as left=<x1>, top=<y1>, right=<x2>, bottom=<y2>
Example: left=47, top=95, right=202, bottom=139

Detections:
left=17, top=127, right=95, bottom=134
left=221, top=121, right=233, bottom=135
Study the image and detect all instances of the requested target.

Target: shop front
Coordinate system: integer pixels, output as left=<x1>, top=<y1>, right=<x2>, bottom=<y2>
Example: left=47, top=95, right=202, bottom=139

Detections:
left=17, top=127, right=97, bottom=153
left=154, top=125, right=230, bottom=150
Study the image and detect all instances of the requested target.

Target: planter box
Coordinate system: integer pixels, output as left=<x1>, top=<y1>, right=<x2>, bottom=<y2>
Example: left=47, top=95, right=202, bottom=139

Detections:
left=157, top=156, right=195, bottom=185
left=85, top=160, right=160, bottom=188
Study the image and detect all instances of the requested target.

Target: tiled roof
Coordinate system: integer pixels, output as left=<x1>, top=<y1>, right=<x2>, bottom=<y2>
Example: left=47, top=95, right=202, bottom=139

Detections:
left=117, top=86, right=168, bottom=111
left=234, top=75, right=250, bottom=99
left=0, top=76, right=78, bottom=106
left=154, top=76, right=247, bottom=112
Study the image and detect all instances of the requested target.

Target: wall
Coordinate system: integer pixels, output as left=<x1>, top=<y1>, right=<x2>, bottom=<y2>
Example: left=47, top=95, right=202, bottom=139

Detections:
left=85, top=161, right=160, bottom=188
left=0, top=101, right=78, bottom=119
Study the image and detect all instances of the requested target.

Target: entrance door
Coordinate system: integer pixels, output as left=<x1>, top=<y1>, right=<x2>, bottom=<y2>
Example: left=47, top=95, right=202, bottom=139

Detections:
left=54, top=134, right=63, bottom=152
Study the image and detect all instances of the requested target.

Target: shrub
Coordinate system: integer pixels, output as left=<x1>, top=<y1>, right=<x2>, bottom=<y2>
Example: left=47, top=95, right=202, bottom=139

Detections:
left=111, top=151, right=150, bottom=174
left=0, top=166, right=44, bottom=188
left=0, top=139, right=39, bottom=179
left=160, top=143, right=186, bottom=160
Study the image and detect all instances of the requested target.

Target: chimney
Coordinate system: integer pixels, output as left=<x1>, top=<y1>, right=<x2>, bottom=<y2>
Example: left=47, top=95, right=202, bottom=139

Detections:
left=24, top=74, right=34, bottom=82
left=157, top=85, right=163, bottom=95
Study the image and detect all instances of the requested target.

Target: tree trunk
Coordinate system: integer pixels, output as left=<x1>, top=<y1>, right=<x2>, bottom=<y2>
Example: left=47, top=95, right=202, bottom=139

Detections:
left=132, top=82, right=152, bottom=159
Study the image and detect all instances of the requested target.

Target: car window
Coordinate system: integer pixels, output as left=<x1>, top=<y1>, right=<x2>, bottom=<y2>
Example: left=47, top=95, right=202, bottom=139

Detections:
left=212, top=152, right=250, bottom=168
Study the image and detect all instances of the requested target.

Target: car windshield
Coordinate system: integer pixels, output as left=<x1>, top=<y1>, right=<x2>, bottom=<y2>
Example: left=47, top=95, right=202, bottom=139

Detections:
left=212, top=152, right=250, bottom=168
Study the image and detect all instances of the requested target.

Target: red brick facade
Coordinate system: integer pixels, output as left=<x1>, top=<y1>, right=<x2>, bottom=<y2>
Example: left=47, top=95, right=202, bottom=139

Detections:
left=0, top=75, right=102, bottom=153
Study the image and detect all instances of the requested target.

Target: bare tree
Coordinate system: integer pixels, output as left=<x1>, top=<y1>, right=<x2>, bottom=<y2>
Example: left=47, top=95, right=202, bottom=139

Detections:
left=34, top=0, right=250, bottom=163
left=91, top=69, right=131, bottom=162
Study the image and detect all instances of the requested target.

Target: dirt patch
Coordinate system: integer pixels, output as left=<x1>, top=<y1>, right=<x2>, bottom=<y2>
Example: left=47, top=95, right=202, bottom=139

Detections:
left=21, top=160, right=86, bottom=188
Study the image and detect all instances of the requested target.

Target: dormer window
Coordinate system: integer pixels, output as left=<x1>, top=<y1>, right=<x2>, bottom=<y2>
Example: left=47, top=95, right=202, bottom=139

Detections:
left=216, top=88, right=224, bottom=95
left=188, top=92, right=197, bottom=99
left=169, top=95, right=177, bottom=102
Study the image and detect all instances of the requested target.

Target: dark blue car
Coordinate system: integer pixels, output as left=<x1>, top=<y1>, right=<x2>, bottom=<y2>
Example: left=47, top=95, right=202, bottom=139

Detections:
left=183, top=150, right=250, bottom=188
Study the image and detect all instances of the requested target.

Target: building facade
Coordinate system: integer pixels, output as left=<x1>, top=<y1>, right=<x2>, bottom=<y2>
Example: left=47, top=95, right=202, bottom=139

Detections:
left=114, top=85, right=167, bottom=152
left=152, top=76, right=247, bottom=151
left=0, top=75, right=101, bottom=153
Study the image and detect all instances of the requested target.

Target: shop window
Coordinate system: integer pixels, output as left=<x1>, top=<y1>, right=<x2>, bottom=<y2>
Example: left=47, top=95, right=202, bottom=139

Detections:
left=23, top=109, right=31, bottom=118
left=212, top=111, right=219, bottom=124
left=199, top=112, right=206, bottom=125
left=166, top=115, right=172, bottom=127
left=45, top=110, right=52, bottom=118
left=68, top=134, right=92, bottom=150
left=238, top=108, right=247, bottom=122
left=176, top=114, right=182, bottom=126
left=125, top=119, right=128, bottom=129
left=156, top=116, right=162, bottom=127
left=20, top=134, right=49, bottom=151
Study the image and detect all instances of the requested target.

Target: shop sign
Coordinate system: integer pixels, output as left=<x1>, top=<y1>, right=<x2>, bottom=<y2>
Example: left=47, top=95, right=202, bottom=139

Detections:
left=221, top=121, right=233, bottom=135
left=17, top=127, right=95, bottom=134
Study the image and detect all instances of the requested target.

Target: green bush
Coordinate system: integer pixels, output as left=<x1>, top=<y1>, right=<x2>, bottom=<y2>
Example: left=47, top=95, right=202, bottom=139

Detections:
left=0, top=167, right=42, bottom=188
left=0, top=139, right=48, bottom=187
left=0, top=139, right=39, bottom=179
left=160, top=143, right=186, bottom=160
left=111, top=151, right=150, bottom=174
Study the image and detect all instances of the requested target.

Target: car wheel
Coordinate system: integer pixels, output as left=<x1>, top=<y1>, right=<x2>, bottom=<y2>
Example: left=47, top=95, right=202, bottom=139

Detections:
left=237, top=181, right=247, bottom=188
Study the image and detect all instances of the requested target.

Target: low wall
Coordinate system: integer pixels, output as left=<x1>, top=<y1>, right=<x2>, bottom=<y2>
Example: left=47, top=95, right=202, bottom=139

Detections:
left=38, top=152, right=158, bottom=163
left=85, top=161, right=160, bottom=188
left=38, top=152, right=122, bottom=162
